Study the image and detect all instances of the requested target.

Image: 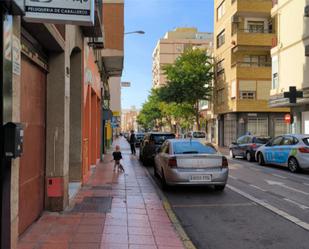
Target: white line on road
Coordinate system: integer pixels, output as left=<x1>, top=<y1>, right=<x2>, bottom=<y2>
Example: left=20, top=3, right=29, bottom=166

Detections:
left=272, top=174, right=287, bottom=179
left=304, top=183, right=309, bottom=186
left=249, top=184, right=266, bottom=192
left=266, top=180, right=309, bottom=196
left=229, top=175, right=238, bottom=180
left=227, top=184, right=309, bottom=231
left=283, top=198, right=309, bottom=210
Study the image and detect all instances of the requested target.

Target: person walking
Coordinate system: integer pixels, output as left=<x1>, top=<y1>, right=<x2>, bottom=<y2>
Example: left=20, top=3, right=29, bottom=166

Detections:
left=129, top=130, right=136, bottom=155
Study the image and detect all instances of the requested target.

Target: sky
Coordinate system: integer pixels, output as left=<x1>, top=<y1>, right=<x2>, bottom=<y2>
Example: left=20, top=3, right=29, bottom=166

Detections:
left=121, top=0, right=214, bottom=109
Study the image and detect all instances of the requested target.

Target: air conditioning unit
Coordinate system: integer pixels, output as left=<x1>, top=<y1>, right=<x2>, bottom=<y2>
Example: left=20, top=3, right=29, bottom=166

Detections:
left=305, top=5, right=309, bottom=17
left=231, top=15, right=239, bottom=23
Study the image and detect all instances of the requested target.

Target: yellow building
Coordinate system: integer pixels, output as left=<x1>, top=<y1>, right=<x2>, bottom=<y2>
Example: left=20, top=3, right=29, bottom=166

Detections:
left=214, top=0, right=289, bottom=146
left=152, top=27, right=213, bottom=88
left=270, top=0, right=309, bottom=134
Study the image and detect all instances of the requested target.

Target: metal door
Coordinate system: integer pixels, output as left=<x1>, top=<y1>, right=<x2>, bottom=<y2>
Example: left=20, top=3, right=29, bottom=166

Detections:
left=19, top=56, right=46, bottom=235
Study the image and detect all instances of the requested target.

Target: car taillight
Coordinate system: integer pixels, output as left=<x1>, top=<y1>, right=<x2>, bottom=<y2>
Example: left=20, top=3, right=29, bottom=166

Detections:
left=168, top=157, right=177, bottom=168
left=251, top=143, right=257, bottom=149
left=298, top=147, right=309, bottom=153
left=222, top=156, right=228, bottom=168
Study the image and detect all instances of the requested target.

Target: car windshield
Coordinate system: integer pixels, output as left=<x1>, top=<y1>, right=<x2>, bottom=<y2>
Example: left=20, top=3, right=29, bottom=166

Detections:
left=152, top=134, right=175, bottom=144
left=192, top=132, right=206, bottom=138
left=173, top=141, right=217, bottom=154
left=303, top=137, right=309, bottom=146
left=254, top=137, right=271, bottom=144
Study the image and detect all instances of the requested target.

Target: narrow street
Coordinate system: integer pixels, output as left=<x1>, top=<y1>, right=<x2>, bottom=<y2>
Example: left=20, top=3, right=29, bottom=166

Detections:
left=141, top=146, right=309, bottom=249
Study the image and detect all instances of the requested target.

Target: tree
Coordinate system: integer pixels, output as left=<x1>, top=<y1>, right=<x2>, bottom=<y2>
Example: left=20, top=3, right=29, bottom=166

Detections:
left=137, top=89, right=196, bottom=132
left=157, top=48, right=213, bottom=130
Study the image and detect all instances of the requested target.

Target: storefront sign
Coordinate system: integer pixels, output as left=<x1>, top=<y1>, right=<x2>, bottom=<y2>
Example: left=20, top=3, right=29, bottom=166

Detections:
left=24, top=0, right=95, bottom=26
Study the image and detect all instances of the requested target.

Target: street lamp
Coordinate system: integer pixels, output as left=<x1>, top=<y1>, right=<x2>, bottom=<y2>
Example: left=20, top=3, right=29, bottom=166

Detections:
left=124, top=30, right=145, bottom=35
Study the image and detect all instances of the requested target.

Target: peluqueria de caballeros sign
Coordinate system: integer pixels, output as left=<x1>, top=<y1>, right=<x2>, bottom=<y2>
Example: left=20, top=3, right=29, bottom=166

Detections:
left=24, top=0, right=95, bottom=26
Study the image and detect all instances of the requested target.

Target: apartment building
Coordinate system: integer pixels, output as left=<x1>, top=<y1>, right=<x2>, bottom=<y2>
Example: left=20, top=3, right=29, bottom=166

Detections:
left=121, top=107, right=140, bottom=132
left=152, top=27, right=213, bottom=88
left=213, top=0, right=289, bottom=147
left=269, top=0, right=309, bottom=134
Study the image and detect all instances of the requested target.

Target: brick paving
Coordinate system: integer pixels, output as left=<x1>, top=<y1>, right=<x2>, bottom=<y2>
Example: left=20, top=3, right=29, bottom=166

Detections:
left=18, top=138, right=185, bottom=249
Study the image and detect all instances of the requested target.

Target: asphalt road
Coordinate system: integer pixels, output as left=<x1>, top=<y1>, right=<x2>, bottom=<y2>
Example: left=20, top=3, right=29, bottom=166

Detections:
left=140, top=150, right=309, bottom=249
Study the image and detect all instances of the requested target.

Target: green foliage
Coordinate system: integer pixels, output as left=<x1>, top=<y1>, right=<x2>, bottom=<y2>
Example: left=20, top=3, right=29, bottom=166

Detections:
left=158, top=48, right=213, bottom=105
left=137, top=89, right=196, bottom=131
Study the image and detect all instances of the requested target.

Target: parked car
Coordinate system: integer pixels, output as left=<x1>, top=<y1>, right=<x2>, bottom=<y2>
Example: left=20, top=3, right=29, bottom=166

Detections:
left=139, top=132, right=175, bottom=165
left=229, top=135, right=271, bottom=161
left=255, top=134, right=309, bottom=173
left=135, top=133, right=145, bottom=147
left=154, top=139, right=228, bottom=190
left=185, top=131, right=207, bottom=143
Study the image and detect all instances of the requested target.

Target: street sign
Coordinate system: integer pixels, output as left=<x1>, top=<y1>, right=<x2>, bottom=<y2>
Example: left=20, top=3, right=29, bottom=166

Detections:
left=284, top=114, right=292, bottom=124
left=24, top=0, right=95, bottom=26
left=283, top=86, right=303, bottom=104
left=121, top=81, right=131, bottom=87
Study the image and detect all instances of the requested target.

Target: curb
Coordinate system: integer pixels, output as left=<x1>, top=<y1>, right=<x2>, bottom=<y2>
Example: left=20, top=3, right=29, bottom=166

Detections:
left=142, top=165, right=197, bottom=249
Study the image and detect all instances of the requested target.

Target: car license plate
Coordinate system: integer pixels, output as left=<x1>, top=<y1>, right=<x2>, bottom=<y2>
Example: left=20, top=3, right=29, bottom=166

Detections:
left=190, top=175, right=211, bottom=182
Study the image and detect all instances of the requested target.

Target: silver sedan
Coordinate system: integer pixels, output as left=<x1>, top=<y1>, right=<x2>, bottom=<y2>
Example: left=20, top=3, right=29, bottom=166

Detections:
left=154, top=139, right=229, bottom=190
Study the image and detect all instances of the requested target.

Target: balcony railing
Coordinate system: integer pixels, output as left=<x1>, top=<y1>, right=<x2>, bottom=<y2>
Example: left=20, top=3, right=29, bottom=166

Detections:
left=232, top=61, right=271, bottom=67
left=234, top=28, right=273, bottom=34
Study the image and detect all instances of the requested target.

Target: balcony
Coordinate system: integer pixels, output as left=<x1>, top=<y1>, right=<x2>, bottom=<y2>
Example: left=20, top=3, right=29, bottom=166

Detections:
left=231, top=0, right=272, bottom=14
left=232, top=29, right=275, bottom=48
left=81, top=0, right=103, bottom=38
left=231, top=61, right=271, bottom=79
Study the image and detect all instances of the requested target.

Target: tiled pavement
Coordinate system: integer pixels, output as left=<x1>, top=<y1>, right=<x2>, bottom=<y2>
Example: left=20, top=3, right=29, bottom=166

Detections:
left=18, top=138, right=186, bottom=249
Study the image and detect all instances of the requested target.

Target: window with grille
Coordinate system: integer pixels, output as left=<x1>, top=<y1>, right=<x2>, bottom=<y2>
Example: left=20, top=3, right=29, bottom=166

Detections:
left=247, top=21, right=265, bottom=33
left=248, top=118, right=268, bottom=136
left=240, top=91, right=256, bottom=100
left=217, top=30, right=225, bottom=48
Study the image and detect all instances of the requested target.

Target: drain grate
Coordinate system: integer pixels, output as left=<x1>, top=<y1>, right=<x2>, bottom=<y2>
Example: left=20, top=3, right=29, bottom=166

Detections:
left=72, top=197, right=112, bottom=213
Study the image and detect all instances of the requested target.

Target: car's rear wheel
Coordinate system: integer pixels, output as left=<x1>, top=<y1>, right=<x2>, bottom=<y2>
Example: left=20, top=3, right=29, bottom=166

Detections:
left=160, top=169, right=168, bottom=190
left=246, top=151, right=253, bottom=162
left=257, top=153, right=265, bottom=166
left=154, top=165, right=159, bottom=178
left=214, top=185, right=225, bottom=191
left=288, top=157, right=300, bottom=173
left=230, top=149, right=235, bottom=158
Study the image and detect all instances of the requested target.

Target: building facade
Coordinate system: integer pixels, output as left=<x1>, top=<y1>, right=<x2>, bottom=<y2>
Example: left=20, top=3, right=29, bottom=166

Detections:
left=0, top=1, right=124, bottom=248
left=121, top=107, right=140, bottom=132
left=213, top=0, right=289, bottom=147
left=152, top=27, right=213, bottom=88
left=269, top=0, right=309, bottom=134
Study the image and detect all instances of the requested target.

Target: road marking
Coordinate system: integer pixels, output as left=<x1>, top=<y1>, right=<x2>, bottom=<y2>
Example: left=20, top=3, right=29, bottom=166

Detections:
left=304, top=183, right=309, bottom=186
left=266, top=180, right=309, bottom=196
left=283, top=198, right=309, bottom=210
left=250, top=184, right=266, bottom=192
left=227, top=184, right=309, bottom=231
left=272, top=174, right=287, bottom=179
left=229, top=175, right=238, bottom=180
left=173, top=203, right=256, bottom=208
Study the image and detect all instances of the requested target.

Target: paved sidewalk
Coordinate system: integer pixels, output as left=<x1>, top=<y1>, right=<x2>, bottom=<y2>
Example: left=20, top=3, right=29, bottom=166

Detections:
left=18, top=138, right=185, bottom=249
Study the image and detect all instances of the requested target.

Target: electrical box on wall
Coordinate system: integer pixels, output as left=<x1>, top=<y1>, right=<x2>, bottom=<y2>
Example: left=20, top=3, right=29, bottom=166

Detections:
left=3, top=122, right=24, bottom=159
left=47, top=177, right=64, bottom=197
